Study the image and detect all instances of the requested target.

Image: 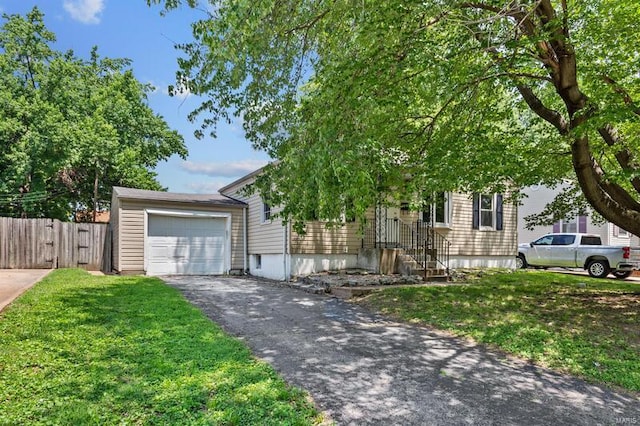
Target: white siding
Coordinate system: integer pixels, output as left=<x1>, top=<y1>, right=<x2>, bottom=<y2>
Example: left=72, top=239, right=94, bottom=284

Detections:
left=518, top=185, right=636, bottom=246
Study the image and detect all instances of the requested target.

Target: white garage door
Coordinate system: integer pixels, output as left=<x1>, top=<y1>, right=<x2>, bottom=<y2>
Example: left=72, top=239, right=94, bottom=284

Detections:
left=146, top=214, right=227, bottom=275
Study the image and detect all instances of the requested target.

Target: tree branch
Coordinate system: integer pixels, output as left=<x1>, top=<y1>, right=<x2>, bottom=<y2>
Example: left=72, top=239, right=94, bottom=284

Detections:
left=597, top=126, right=640, bottom=195
left=284, top=9, right=330, bottom=35
left=516, top=85, right=568, bottom=134
left=601, top=75, right=640, bottom=116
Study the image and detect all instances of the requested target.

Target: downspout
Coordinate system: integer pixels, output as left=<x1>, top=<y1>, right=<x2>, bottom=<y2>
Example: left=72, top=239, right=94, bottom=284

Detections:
left=286, top=222, right=290, bottom=281
left=243, top=206, right=248, bottom=274
left=282, top=222, right=289, bottom=281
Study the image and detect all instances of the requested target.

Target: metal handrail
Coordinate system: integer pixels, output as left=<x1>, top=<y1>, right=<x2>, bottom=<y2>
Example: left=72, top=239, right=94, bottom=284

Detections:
left=362, top=218, right=450, bottom=274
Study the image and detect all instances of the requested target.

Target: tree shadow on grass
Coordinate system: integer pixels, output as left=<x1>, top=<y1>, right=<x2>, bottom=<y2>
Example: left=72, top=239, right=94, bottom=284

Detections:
left=163, top=275, right=640, bottom=426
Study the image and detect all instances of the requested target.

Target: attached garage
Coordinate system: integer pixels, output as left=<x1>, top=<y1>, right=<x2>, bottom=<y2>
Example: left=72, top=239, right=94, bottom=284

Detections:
left=110, top=187, right=247, bottom=276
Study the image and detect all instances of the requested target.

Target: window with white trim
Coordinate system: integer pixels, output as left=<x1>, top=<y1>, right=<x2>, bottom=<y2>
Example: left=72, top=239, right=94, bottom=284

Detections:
left=262, top=201, right=271, bottom=223
left=472, top=193, right=504, bottom=231
left=560, top=219, right=577, bottom=233
left=613, top=225, right=630, bottom=238
left=553, top=215, right=587, bottom=233
left=422, top=192, right=451, bottom=227
left=480, top=194, right=494, bottom=228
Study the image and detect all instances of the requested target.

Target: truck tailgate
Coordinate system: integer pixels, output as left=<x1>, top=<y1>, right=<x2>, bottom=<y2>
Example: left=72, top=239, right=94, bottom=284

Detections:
left=628, top=247, right=640, bottom=266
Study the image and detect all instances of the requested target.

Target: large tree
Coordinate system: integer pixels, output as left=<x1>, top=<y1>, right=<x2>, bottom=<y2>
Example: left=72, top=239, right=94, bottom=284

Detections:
left=0, top=7, right=187, bottom=220
left=151, top=0, right=640, bottom=233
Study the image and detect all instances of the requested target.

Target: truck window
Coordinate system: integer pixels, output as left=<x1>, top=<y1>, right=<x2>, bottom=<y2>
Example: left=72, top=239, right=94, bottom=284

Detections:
left=580, top=236, right=602, bottom=245
left=532, top=235, right=554, bottom=245
left=552, top=235, right=575, bottom=245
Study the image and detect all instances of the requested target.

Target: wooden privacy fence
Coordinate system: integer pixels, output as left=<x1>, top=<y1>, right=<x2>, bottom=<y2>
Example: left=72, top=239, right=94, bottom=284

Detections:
left=0, top=217, right=110, bottom=271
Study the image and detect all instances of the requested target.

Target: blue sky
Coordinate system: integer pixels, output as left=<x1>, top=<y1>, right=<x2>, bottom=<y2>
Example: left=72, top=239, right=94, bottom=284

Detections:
left=0, top=0, right=270, bottom=193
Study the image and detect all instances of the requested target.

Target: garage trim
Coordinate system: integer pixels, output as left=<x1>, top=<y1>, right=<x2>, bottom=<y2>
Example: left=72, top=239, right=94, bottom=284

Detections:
left=143, top=208, right=232, bottom=274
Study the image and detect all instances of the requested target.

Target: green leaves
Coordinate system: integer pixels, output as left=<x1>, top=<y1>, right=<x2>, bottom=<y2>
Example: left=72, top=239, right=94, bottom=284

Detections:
left=0, top=269, right=320, bottom=424
left=154, top=1, right=640, bottom=232
left=0, top=8, right=187, bottom=219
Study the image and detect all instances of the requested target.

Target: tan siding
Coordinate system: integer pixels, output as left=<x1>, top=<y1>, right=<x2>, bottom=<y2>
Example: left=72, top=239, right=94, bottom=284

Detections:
left=290, top=221, right=362, bottom=255
left=446, top=193, right=517, bottom=257
left=118, top=205, right=144, bottom=271
left=117, top=199, right=245, bottom=273
left=222, top=180, right=284, bottom=254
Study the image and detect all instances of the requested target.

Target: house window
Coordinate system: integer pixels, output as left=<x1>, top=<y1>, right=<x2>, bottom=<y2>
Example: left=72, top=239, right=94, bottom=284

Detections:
left=262, top=202, right=271, bottom=223
left=472, top=193, right=503, bottom=231
left=553, top=215, right=587, bottom=233
left=561, top=219, right=577, bottom=233
left=422, top=192, right=451, bottom=227
left=254, top=254, right=262, bottom=269
left=613, top=225, right=630, bottom=238
left=480, top=194, right=494, bottom=228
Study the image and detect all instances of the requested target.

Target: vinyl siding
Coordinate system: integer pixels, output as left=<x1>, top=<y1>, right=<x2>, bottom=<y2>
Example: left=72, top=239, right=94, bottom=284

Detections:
left=220, top=181, right=284, bottom=254
left=605, top=223, right=633, bottom=246
left=376, top=193, right=516, bottom=257
left=116, top=199, right=245, bottom=273
left=447, top=193, right=517, bottom=256
left=222, top=179, right=364, bottom=255
left=290, top=221, right=362, bottom=255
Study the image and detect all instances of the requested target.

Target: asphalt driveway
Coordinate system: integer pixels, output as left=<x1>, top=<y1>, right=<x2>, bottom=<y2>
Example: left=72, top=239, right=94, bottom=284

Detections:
left=162, top=276, right=640, bottom=425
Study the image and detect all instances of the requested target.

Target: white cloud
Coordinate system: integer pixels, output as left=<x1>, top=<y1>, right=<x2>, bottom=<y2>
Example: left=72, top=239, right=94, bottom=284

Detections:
left=186, top=181, right=230, bottom=194
left=63, top=0, right=105, bottom=25
left=180, top=159, right=269, bottom=177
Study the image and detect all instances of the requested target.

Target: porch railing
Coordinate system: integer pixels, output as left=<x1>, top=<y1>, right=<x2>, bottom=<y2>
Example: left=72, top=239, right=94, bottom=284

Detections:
left=362, top=218, right=450, bottom=274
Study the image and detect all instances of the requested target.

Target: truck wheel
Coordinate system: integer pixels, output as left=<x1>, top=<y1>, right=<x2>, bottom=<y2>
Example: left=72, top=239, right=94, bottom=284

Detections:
left=612, top=270, right=632, bottom=280
left=516, top=254, right=527, bottom=269
left=587, top=260, right=610, bottom=278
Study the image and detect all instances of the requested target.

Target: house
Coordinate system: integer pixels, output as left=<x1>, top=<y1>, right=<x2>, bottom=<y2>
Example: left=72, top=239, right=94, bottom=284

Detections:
left=518, top=185, right=639, bottom=246
left=110, top=168, right=517, bottom=278
left=218, top=168, right=517, bottom=280
left=74, top=210, right=110, bottom=223
left=110, top=186, right=247, bottom=275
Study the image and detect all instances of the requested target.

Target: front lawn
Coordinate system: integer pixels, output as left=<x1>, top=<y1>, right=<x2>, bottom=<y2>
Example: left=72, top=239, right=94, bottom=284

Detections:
left=356, top=270, right=640, bottom=392
left=0, top=269, right=321, bottom=425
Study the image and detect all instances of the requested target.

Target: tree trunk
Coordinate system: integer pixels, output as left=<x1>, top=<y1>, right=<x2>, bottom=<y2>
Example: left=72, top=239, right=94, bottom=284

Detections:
left=93, top=167, right=99, bottom=222
left=571, top=137, right=640, bottom=236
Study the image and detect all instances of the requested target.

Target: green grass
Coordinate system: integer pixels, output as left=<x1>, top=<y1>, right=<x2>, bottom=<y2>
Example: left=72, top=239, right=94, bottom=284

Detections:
left=356, top=270, right=640, bottom=392
left=0, top=269, right=321, bottom=425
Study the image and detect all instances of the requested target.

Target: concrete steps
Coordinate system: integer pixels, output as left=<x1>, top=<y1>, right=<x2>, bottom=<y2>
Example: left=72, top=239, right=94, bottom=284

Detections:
left=396, top=253, right=449, bottom=282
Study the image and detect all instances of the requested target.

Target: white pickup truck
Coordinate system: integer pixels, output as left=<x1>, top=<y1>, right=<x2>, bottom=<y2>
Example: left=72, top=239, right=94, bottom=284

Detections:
left=517, top=233, right=640, bottom=279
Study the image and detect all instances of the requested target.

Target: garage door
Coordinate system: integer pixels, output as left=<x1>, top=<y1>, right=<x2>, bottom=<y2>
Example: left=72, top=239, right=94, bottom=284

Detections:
left=146, top=214, right=227, bottom=275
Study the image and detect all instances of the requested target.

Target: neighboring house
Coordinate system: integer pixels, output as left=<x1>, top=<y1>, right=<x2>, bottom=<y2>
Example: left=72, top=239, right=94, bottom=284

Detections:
left=74, top=210, right=110, bottom=223
left=110, top=186, right=247, bottom=275
left=518, top=185, right=639, bottom=246
left=218, top=168, right=517, bottom=280
left=110, top=168, right=517, bottom=278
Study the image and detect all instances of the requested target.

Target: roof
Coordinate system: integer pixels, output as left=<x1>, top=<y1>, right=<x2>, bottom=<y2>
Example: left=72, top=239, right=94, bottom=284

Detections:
left=218, top=161, right=277, bottom=194
left=113, top=187, right=246, bottom=207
